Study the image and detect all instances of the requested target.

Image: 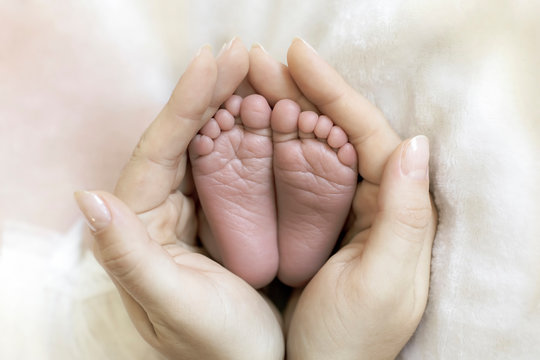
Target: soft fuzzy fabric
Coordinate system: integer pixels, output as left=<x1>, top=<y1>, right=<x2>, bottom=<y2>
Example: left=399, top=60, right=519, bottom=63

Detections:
left=1, top=0, right=538, bottom=358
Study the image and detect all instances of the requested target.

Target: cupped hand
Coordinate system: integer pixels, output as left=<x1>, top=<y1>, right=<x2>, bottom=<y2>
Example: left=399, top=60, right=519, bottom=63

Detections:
left=75, top=39, right=284, bottom=360
left=249, top=39, right=438, bottom=359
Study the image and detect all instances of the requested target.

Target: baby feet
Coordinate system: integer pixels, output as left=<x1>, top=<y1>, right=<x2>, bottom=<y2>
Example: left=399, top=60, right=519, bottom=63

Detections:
left=190, top=95, right=357, bottom=288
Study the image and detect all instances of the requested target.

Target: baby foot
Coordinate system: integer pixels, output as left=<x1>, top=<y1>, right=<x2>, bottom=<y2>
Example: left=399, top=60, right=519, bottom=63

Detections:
left=271, top=99, right=357, bottom=287
left=189, top=94, right=278, bottom=289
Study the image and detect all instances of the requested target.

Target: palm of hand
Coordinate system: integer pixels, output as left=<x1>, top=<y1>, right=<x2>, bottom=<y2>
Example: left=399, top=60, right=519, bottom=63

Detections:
left=286, top=181, right=431, bottom=359
left=139, top=171, right=282, bottom=352
left=139, top=185, right=282, bottom=359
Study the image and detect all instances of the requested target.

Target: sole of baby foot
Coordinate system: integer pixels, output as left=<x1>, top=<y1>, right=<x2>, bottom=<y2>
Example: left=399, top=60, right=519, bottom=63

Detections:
left=189, top=94, right=278, bottom=289
left=271, top=99, right=357, bottom=287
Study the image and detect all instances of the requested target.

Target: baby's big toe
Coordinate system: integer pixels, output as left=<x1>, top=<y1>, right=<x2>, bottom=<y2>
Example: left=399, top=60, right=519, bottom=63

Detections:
left=271, top=99, right=301, bottom=142
left=240, top=94, right=272, bottom=132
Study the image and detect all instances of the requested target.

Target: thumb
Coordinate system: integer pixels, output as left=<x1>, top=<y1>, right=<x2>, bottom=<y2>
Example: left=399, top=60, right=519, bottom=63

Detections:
left=74, top=190, right=181, bottom=308
left=363, top=135, right=436, bottom=290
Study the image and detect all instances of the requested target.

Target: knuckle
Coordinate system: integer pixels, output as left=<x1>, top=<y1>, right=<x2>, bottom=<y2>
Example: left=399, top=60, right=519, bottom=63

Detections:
left=132, top=131, right=150, bottom=157
left=131, top=133, right=181, bottom=171
left=392, top=203, right=432, bottom=240
left=97, top=243, right=141, bottom=280
left=167, top=95, right=206, bottom=122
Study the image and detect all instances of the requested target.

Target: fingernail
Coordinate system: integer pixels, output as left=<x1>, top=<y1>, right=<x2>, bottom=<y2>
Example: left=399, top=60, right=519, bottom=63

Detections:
left=401, top=135, right=430, bottom=180
left=218, top=36, right=237, bottom=58
left=227, top=36, right=237, bottom=49
left=217, top=42, right=227, bottom=57
left=74, top=191, right=111, bottom=232
left=195, top=44, right=212, bottom=58
left=295, top=36, right=317, bottom=53
left=252, top=42, right=268, bottom=54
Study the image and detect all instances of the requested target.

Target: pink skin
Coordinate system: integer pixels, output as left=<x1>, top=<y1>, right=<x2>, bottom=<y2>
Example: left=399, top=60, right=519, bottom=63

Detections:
left=189, top=94, right=278, bottom=289
left=190, top=95, right=357, bottom=288
left=271, top=100, right=357, bottom=287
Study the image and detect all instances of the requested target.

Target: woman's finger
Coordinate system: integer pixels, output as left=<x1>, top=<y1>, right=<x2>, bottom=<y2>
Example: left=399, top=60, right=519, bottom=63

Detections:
left=287, top=38, right=401, bottom=184
left=74, top=190, right=187, bottom=306
left=357, top=136, right=436, bottom=302
left=248, top=44, right=317, bottom=112
left=116, top=39, right=249, bottom=213
left=114, top=46, right=218, bottom=213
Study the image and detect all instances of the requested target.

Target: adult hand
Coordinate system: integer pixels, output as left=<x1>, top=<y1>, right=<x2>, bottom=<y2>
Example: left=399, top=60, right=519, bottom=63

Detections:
left=75, top=39, right=284, bottom=360
left=249, top=39, right=437, bottom=359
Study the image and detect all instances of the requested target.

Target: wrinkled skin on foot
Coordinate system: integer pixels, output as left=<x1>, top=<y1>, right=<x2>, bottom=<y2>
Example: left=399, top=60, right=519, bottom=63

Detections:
left=190, top=94, right=278, bottom=289
left=190, top=93, right=358, bottom=288
left=270, top=99, right=357, bottom=287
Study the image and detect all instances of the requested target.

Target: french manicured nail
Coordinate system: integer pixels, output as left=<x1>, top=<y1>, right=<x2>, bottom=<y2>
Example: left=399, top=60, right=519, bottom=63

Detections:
left=195, top=44, right=212, bottom=58
left=252, top=42, right=268, bottom=54
left=401, top=135, right=430, bottom=180
left=218, top=36, right=237, bottom=57
left=217, top=42, right=227, bottom=57
left=227, top=36, right=237, bottom=49
left=295, top=37, right=317, bottom=53
left=74, top=191, right=111, bottom=232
